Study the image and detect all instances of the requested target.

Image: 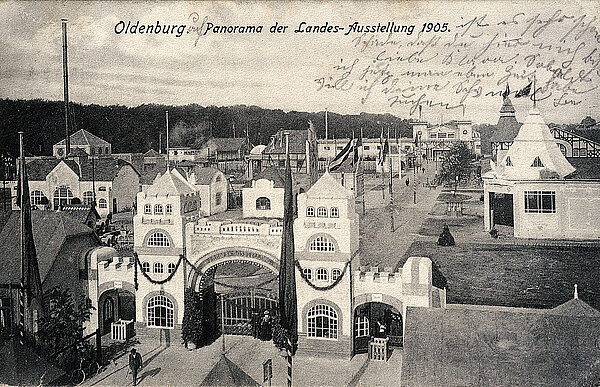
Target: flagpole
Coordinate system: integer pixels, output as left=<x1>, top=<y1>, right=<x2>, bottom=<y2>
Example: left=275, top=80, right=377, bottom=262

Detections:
left=283, top=131, right=294, bottom=387
left=18, top=131, right=27, bottom=345
left=220, top=293, right=225, bottom=354
left=166, top=111, right=170, bottom=168
left=533, top=74, right=537, bottom=108
left=361, top=127, right=366, bottom=215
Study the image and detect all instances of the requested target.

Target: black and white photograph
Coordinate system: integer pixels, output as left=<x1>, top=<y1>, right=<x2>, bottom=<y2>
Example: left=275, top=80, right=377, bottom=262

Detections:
left=1, top=1, right=600, bottom=385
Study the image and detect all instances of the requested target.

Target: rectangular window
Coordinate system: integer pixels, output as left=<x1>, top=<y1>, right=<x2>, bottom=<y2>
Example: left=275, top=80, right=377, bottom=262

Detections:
left=216, top=192, right=222, bottom=205
left=363, top=146, right=370, bottom=151
left=447, top=133, right=455, bottom=138
left=438, top=133, right=447, bottom=139
left=430, top=133, right=437, bottom=138
left=524, top=191, right=556, bottom=213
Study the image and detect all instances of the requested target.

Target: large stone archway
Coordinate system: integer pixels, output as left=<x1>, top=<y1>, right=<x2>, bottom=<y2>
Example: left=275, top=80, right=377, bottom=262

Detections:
left=187, top=247, right=280, bottom=292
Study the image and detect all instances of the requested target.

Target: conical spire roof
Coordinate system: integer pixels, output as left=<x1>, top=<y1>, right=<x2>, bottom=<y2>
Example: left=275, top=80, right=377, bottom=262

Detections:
left=490, top=96, right=521, bottom=143
left=492, top=108, right=575, bottom=180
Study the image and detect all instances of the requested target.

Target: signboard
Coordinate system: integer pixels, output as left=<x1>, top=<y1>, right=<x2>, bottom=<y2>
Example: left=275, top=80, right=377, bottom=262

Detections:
left=263, top=359, right=272, bottom=383
left=371, top=293, right=383, bottom=302
left=114, top=281, right=123, bottom=289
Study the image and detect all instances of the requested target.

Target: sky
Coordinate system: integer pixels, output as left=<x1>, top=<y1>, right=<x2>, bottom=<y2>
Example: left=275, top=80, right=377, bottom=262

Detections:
left=1, top=0, right=599, bottom=124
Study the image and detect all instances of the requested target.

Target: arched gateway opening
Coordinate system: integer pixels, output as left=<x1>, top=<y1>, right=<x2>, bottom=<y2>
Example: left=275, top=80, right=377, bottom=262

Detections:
left=353, top=302, right=403, bottom=355
left=187, top=248, right=279, bottom=340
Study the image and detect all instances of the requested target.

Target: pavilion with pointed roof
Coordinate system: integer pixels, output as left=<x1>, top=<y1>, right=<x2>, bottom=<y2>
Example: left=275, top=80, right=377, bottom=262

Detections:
left=53, top=129, right=112, bottom=158
left=482, top=106, right=600, bottom=240
left=490, top=95, right=522, bottom=160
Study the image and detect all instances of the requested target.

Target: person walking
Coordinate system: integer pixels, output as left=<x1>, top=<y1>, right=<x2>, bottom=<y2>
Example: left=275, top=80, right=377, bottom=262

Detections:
left=128, top=348, right=143, bottom=386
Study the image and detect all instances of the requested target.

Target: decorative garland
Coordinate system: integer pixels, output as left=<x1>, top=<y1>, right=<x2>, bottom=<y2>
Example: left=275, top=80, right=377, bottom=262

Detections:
left=135, top=254, right=184, bottom=285
left=213, top=275, right=278, bottom=290
left=294, top=260, right=350, bottom=291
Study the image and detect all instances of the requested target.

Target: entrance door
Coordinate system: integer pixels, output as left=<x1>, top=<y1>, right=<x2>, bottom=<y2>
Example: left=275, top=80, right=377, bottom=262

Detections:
left=491, top=192, right=514, bottom=226
left=102, top=297, right=115, bottom=334
left=112, top=198, right=118, bottom=213
left=218, top=292, right=278, bottom=336
left=354, top=303, right=403, bottom=355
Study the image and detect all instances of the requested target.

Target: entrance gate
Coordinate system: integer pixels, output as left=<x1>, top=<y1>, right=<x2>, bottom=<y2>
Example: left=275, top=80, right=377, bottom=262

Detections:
left=491, top=192, right=514, bottom=226
left=354, top=302, right=403, bottom=354
left=219, top=291, right=278, bottom=336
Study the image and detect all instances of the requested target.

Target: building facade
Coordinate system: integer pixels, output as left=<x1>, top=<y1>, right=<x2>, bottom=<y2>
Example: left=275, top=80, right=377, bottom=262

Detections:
left=483, top=107, right=600, bottom=240
left=53, top=129, right=112, bottom=158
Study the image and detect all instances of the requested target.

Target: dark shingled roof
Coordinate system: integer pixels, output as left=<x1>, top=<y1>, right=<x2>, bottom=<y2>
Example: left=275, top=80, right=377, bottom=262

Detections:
left=564, top=157, right=600, bottom=179
left=26, top=157, right=139, bottom=182
left=244, top=167, right=285, bottom=188
left=26, top=158, right=79, bottom=181
left=402, top=302, right=600, bottom=387
left=549, top=297, right=600, bottom=317
left=206, top=137, right=246, bottom=153
left=192, top=166, right=222, bottom=185
left=200, top=354, right=260, bottom=387
left=0, top=211, right=98, bottom=285
left=489, top=96, right=521, bottom=143
left=264, top=130, right=308, bottom=154
left=55, top=129, right=110, bottom=147
left=60, top=204, right=100, bottom=224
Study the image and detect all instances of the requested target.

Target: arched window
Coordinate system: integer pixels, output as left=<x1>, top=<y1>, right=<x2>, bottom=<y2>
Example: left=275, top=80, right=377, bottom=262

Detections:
left=505, top=156, right=513, bottom=167
left=147, top=295, right=174, bottom=328
left=144, top=204, right=152, bottom=214
left=198, top=197, right=202, bottom=208
left=331, top=268, right=342, bottom=281
left=154, top=204, right=163, bottom=214
left=330, top=207, right=339, bottom=218
left=316, top=268, right=329, bottom=281
left=355, top=315, right=369, bottom=337
left=216, top=192, right=222, bottom=206
left=307, top=304, right=338, bottom=339
left=142, top=262, right=150, bottom=272
left=303, top=268, right=312, bottom=280
left=216, top=175, right=222, bottom=182
left=98, top=198, right=107, bottom=209
left=165, top=204, right=173, bottom=215
left=98, top=147, right=103, bottom=155
left=147, top=232, right=170, bottom=247
left=31, top=190, right=47, bottom=206
left=53, top=186, right=73, bottom=209
left=154, top=263, right=164, bottom=274
left=306, top=206, right=315, bottom=217
left=309, top=236, right=335, bottom=252
left=83, top=191, right=94, bottom=206
left=317, top=207, right=328, bottom=217
left=167, top=263, right=176, bottom=274
left=256, top=197, right=271, bottom=210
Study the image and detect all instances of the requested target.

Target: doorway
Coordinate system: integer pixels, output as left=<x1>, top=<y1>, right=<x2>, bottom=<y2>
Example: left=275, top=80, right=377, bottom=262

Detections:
left=354, top=302, right=403, bottom=355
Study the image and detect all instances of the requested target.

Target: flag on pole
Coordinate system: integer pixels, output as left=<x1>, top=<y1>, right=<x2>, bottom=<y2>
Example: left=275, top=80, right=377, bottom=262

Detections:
left=515, top=81, right=532, bottom=98
left=354, top=130, right=362, bottom=166
left=278, top=151, right=298, bottom=357
left=16, top=150, right=42, bottom=306
left=378, top=127, right=387, bottom=166
left=502, top=83, right=510, bottom=99
left=330, top=139, right=353, bottom=171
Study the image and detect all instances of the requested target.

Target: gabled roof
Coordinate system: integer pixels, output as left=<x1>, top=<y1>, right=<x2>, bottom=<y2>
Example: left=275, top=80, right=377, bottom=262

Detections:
left=54, top=129, right=110, bottom=147
left=191, top=166, right=223, bottom=185
left=26, top=158, right=79, bottom=181
left=200, top=354, right=259, bottom=387
left=549, top=297, right=600, bottom=317
left=306, top=171, right=351, bottom=199
left=264, top=130, right=308, bottom=154
left=78, top=157, right=139, bottom=181
left=244, top=167, right=285, bottom=188
left=490, top=96, right=521, bottom=143
left=60, top=204, right=100, bottom=224
left=206, top=137, right=246, bottom=152
left=0, top=211, right=97, bottom=285
left=146, top=168, right=196, bottom=196
left=144, top=149, right=161, bottom=157
left=486, top=108, right=576, bottom=180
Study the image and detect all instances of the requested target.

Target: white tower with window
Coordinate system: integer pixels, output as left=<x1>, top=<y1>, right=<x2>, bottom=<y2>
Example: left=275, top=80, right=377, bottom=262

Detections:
left=133, top=169, right=200, bottom=339
left=294, top=172, right=359, bottom=357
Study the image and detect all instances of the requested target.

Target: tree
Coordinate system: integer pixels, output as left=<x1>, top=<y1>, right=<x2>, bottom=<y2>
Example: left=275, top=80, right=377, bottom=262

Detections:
left=181, top=288, right=204, bottom=348
left=437, top=142, right=474, bottom=190
left=581, top=116, right=597, bottom=128
left=37, top=288, right=94, bottom=371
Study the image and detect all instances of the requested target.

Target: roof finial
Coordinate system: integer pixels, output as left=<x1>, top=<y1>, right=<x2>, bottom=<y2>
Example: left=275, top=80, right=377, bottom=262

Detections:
left=574, top=284, right=579, bottom=299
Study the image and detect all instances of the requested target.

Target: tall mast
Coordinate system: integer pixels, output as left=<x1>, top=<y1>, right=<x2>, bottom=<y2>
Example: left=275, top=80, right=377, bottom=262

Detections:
left=165, top=111, right=170, bottom=167
left=325, top=108, right=328, bottom=140
left=61, top=19, right=71, bottom=156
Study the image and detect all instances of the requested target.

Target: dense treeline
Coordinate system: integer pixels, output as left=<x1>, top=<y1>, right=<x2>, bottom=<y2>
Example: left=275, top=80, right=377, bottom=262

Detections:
left=0, top=99, right=413, bottom=157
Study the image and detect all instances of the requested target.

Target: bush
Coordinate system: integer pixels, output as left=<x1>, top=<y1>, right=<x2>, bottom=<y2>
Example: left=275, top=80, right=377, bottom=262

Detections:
left=437, top=224, right=455, bottom=246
